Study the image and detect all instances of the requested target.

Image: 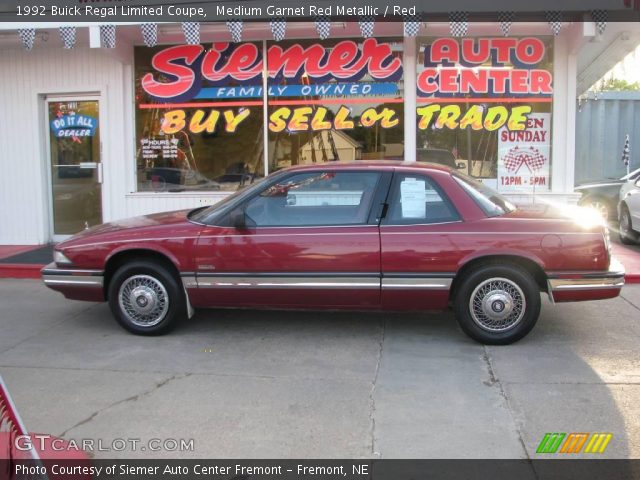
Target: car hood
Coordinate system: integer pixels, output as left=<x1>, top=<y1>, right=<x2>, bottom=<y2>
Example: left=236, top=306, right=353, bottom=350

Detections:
left=59, top=209, right=194, bottom=246
left=574, top=179, right=624, bottom=190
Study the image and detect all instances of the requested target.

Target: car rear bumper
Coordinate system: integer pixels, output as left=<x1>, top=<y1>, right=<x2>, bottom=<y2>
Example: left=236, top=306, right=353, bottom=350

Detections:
left=547, top=258, right=625, bottom=303
left=41, top=262, right=105, bottom=302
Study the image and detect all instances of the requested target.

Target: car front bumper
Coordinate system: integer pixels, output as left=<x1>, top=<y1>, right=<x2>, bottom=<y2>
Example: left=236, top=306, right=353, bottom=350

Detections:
left=41, top=262, right=105, bottom=302
left=547, top=257, right=625, bottom=303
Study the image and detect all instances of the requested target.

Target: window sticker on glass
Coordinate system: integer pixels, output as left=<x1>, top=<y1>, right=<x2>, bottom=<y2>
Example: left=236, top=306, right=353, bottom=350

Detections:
left=400, top=178, right=426, bottom=218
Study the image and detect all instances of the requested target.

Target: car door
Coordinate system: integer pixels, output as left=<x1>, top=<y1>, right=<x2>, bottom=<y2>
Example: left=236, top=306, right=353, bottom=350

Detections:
left=380, top=171, right=463, bottom=311
left=192, top=169, right=391, bottom=309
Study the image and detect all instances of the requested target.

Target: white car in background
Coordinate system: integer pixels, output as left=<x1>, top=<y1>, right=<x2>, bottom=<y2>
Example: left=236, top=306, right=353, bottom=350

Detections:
left=619, top=175, right=640, bottom=244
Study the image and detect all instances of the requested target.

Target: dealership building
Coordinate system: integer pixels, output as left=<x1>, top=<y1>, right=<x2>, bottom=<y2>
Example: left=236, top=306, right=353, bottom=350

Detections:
left=0, top=3, right=639, bottom=244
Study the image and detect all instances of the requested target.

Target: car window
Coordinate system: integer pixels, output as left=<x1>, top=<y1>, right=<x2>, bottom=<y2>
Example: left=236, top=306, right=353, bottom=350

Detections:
left=243, top=171, right=381, bottom=227
left=384, top=174, right=460, bottom=225
left=452, top=173, right=516, bottom=217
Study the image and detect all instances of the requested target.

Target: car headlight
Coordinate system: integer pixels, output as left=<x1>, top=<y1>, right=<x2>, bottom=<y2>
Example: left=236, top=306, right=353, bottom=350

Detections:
left=53, top=250, right=72, bottom=266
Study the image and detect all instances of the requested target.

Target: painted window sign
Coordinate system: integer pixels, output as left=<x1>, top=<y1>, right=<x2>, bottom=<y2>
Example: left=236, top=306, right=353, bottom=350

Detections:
left=135, top=38, right=404, bottom=192
left=416, top=37, right=554, bottom=133
left=497, top=113, right=551, bottom=192
left=415, top=36, right=553, bottom=182
left=50, top=113, right=99, bottom=138
left=140, top=39, right=403, bottom=101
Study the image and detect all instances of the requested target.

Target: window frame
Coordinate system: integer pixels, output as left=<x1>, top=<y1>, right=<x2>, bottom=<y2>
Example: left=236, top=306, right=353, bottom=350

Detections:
left=381, top=172, right=461, bottom=227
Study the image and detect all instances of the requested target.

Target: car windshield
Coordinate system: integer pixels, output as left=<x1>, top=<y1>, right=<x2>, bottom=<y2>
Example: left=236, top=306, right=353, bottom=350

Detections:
left=622, top=168, right=640, bottom=181
left=187, top=175, right=271, bottom=224
left=452, top=173, right=516, bottom=217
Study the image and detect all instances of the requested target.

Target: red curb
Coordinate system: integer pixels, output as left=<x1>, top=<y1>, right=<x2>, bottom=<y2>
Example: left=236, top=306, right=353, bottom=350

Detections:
left=0, top=264, right=44, bottom=279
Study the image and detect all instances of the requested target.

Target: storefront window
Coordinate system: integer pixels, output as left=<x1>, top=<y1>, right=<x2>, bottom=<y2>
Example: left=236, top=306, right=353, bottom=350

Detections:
left=134, top=43, right=265, bottom=192
left=267, top=38, right=404, bottom=170
left=417, top=37, right=554, bottom=193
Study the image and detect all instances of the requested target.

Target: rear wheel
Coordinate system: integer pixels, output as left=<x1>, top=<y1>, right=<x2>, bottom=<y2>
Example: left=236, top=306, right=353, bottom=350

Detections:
left=453, top=264, right=541, bottom=345
left=619, top=206, right=638, bottom=245
left=108, top=260, right=184, bottom=335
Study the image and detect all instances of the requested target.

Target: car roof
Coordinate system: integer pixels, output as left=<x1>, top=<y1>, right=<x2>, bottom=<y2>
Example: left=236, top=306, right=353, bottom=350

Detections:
left=281, top=161, right=455, bottom=174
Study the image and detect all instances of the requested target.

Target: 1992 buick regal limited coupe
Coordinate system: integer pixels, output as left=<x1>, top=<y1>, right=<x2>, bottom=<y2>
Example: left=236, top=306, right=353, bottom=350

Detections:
left=42, top=162, right=625, bottom=344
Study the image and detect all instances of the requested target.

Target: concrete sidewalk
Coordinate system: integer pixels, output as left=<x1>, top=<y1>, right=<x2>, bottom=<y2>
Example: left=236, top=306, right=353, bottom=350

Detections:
left=0, top=279, right=639, bottom=459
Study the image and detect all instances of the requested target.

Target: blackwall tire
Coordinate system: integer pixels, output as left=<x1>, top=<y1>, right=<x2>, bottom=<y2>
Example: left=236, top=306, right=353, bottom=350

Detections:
left=453, top=264, right=541, bottom=345
left=619, top=207, right=638, bottom=245
left=108, top=260, right=184, bottom=335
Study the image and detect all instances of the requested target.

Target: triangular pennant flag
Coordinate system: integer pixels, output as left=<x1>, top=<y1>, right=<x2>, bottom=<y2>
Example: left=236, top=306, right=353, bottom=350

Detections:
left=545, top=11, right=563, bottom=36
left=18, top=29, right=36, bottom=51
left=226, top=20, right=243, bottom=43
left=591, top=10, right=608, bottom=35
left=182, top=22, right=200, bottom=45
left=141, top=23, right=158, bottom=47
left=359, top=16, right=375, bottom=38
left=498, top=11, right=515, bottom=36
left=100, top=25, right=116, bottom=48
left=403, top=13, right=422, bottom=37
left=59, top=26, right=76, bottom=49
left=315, top=15, right=331, bottom=40
left=270, top=18, right=286, bottom=41
left=449, top=12, right=468, bottom=37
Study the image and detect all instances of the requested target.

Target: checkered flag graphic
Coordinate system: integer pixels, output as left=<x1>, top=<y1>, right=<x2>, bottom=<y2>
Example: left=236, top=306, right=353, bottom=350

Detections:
left=545, top=11, right=563, bottom=36
left=18, top=29, right=36, bottom=51
left=315, top=16, right=331, bottom=40
left=270, top=18, right=286, bottom=41
left=403, top=13, right=422, bottom=37
left=100, top=24, right=116, bottom=48
left=226, top=20, right=243, bottom=43
left=141, top=23, right=158, bottom=47
left=591, top=10, right=608, bottom=35
left=59, top=26, right=76, bottom=49
left=498, top=11, right=515, bottom=36
left=449, top=12, right=468, bottom=37
left=182, top=22, right=200, bottom=45
left=359, top=16, right=375, bottom=38
left=622, top=134, right=631, bottom=167
left=503, top=146, right=547, bottom=173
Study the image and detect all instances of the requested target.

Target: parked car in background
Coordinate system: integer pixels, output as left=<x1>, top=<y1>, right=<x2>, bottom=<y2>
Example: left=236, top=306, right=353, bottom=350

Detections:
left=42, top=162, right=623, bottom=345
left=575, top=167, right=640, bottom=221
left=618, top=174, right=640, bottom=244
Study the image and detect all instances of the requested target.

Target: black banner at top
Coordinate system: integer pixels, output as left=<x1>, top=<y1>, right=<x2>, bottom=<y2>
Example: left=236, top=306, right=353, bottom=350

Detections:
left=0, top=0, right=638, bottom=22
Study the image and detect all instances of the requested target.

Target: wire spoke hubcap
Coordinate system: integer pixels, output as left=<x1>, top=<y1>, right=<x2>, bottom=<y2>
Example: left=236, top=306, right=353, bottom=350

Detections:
left=469, top=277, right=526, bottom=332
left=118, top=275, right=169, bottom=327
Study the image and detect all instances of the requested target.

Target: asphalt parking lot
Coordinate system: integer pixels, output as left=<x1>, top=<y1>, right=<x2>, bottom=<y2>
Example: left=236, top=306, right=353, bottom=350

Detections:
left=1, top=279, right=639, bottom=459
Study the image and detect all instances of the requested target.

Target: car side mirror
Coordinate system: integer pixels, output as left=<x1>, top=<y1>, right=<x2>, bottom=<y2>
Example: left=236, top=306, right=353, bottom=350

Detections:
left=635, top=178, right=640, bottom=187
left=230, top=209, right=247, bottom=229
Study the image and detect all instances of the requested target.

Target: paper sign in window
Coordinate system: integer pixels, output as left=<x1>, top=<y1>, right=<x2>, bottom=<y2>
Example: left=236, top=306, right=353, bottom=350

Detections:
left=400, top=179, right=426, bottom=218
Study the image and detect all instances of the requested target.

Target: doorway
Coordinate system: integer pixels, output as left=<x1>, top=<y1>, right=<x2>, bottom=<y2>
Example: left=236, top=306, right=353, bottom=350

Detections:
left=46, top=97, right=103, bottom=241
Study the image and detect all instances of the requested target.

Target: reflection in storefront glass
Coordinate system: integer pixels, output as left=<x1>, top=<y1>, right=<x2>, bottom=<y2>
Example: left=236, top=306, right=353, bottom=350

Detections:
left=267, top=38, right=405, bottom=171
left=134, top=44, right=265, bottom=192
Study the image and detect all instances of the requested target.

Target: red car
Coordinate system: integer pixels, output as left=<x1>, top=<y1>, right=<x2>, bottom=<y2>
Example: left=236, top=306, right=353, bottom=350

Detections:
left=42, top=162, right=624, bottom=344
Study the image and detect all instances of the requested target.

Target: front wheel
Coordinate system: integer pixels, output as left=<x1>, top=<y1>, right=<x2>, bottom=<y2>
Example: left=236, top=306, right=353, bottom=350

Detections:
left=108, top=261, right=185, bottom=335
left=453, top=265, right=541, bottom=345
left=619, top=206, right=638, bottom=245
